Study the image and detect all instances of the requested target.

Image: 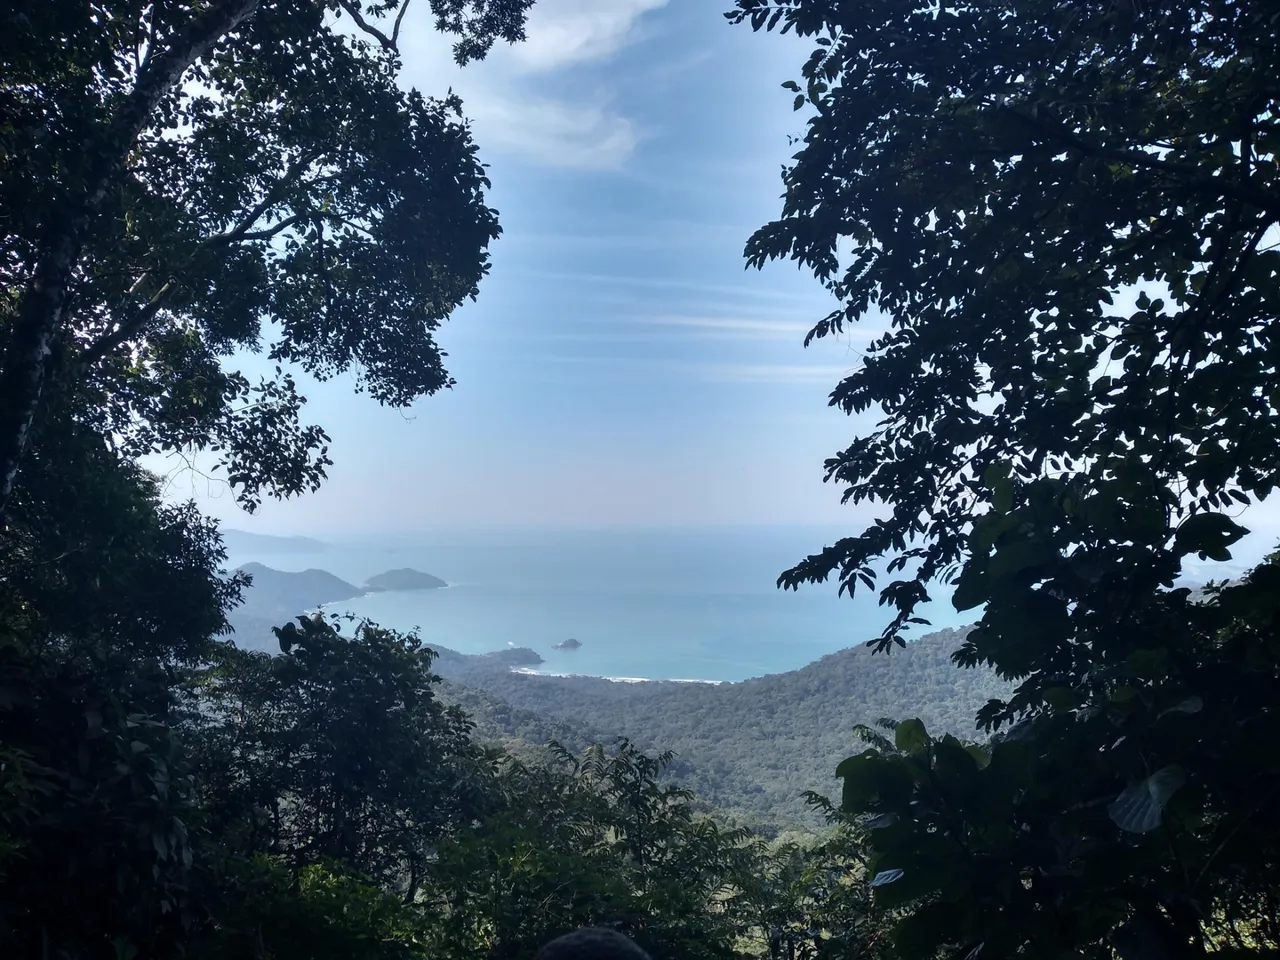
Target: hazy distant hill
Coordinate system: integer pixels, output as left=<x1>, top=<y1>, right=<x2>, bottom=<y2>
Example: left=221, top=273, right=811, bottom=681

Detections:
left=364, top=568, right=447, bottom=591
left=226, top=563, right=363, bottom=651
left=226, top=563, right=449, bottom=652
left=438, top=626, right=1009, bottom=830
left=236, top=562, right=364, bottom=614
left=221, top=529, right=330, bottom=554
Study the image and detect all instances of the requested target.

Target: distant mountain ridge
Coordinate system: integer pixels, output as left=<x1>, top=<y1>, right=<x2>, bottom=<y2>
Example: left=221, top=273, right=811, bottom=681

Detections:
left=364, top=568, right=448, bottom=591
left=222, top=529, right=330, bottom=553
left=227, top=562, right=446, bottom=652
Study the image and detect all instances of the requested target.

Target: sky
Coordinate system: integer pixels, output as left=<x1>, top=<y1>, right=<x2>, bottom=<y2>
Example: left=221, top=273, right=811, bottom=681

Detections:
left=155, top=0, right=880, bottom=534
left=147, top=0, right=1280, bottom=560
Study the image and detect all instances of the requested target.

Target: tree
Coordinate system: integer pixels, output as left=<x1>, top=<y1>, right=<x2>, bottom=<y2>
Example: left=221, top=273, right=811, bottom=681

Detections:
left=729, top=0, right=1279, bottom=663
left=730, top=1, right=1280, bottom=956
left=190, top=857, right=434, bottom=960
left=830, top=561, right=1280, bottom=960
left=0, top=413, right=243, bottom=668
left=0, top=4, right=574, bottom=956
left=186, top=614, right=492, bottom=899
left=0, top=0, right=534, bottom=522
left=736, top=803, right=897, bottom=960
left=428, top=739, right=758, bottom=960
left=0, top=637, right=204, bottom=958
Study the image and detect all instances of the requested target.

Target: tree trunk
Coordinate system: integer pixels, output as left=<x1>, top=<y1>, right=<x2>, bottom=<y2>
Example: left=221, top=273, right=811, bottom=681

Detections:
left=0, top=229, right=79, bottom=525
left=0, top=0, right=261, bottom=527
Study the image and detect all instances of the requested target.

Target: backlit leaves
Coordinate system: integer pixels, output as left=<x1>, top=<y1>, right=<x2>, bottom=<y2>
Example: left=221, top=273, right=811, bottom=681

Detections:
left=1108, top=765, right=1187, bottom=834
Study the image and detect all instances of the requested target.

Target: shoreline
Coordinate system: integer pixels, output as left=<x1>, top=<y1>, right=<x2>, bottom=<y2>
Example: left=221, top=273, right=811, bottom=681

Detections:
left=510, top=666, right=725, bottom=686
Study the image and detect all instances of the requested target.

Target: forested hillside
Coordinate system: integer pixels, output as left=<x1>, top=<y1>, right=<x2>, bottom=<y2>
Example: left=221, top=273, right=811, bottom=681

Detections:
left=435, top=626, right=1008, bottom=827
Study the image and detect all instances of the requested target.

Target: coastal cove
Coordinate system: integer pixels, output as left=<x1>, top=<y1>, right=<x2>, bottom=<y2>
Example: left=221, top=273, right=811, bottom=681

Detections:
left=223, top=526, right=981, bottom=682
left=223, top=525, right=1259, bottom=683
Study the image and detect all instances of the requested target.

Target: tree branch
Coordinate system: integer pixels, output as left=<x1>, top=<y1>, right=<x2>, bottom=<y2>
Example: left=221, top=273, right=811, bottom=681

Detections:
left=210, top=212, right=307, bottom=245
left=392, top=0, right=412, bottom=47
left=336, top=0, right=398, bottom=53
left=207, top=151, right=319, bottom=243
left=77, top=150, right=318, bottom=367
left=76, top=280, right=175, bottom=369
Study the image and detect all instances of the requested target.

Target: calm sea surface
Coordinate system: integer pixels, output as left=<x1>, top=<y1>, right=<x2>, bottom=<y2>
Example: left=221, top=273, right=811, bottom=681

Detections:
left=224, top=525, right=1262, bottom=683
left=225, top=526, right=977, bottom=682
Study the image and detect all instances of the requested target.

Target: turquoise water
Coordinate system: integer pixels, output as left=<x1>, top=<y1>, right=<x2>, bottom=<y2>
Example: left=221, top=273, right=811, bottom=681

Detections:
left=224, top=526, right=973, bottom=682
left=225, top=524, right=1265, bottom=683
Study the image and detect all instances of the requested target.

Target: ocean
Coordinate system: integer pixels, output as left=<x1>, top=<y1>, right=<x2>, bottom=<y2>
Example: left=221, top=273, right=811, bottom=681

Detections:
left=223, top=526, right=974, bottom=683
left=224, top=524, right=1264, bottom=683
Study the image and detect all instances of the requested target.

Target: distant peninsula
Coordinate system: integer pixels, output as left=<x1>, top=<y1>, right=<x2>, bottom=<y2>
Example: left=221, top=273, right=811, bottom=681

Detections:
left=229, top=563, right=449, bottom=652
left=554, top=638, right=582, bottom=651
left=235, top=562, right=363, bottom=621
left=222, top=529, right=329, bottom=554
left=363, top=568, right=448, bottom=592
left=481, top=647, right=544, bottom=668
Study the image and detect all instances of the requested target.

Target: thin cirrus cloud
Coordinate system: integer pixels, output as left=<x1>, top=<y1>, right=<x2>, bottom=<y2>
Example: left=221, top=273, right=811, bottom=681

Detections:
left=524, top=316, right=811, bottom=345
left=640, top=315, right=886, bottom=342
left=396, top=0, right=668, bottom=170
left=538, top=354, right=855, bottom=385
left=507, top=268, right=828, bottom=304
left=694, top=363, right=856, bottom=384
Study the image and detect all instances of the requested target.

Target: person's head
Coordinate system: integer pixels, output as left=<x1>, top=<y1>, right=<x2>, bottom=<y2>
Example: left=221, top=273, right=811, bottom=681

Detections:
left=533, top=928, right=652, bottom=960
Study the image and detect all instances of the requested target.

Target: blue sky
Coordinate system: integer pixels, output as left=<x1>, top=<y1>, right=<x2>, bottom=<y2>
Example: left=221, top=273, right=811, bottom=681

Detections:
left=159, top=1, right=885, bottom=534
left=151, top=0, right=1280, bottom=562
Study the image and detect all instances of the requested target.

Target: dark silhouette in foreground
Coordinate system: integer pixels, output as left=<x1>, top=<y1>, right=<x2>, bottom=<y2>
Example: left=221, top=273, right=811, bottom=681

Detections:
left=535, top=928, right=652, bottom=960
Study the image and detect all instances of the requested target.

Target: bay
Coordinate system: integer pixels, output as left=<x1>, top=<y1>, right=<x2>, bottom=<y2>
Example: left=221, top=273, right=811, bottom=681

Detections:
left=224, top=525, right=973, bottom=682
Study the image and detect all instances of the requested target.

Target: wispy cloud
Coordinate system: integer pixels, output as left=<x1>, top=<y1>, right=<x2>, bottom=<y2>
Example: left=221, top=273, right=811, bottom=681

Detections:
left=694, top=363, right=855, bottom=384
left=639, top=314, right=883, bottom=341
left=538, top=354, right=855, bottom=385
left=462, top=94, right=638, bottom=170
left=642, top=315, right=812, bottom=339
left=643, top=316, right=887, bottom=347
left=509, top=268, right=835, bottom=304
left=511, top=0, right=669, bottom=73
left=522, top=316, right=814, bottom=343
left=397, top=1, right=667, bottom=169
left=501, top=220, right=753, bottom=249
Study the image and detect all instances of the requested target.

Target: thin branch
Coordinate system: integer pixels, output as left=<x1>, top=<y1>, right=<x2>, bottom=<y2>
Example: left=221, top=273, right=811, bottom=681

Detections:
left=392, top=0, right=412, bottom=46
left=77, top=280, right=175, bottom=368
left=226, top=213, right=306, bottom=242
left=207, top=151, right=319, bottom=244
left=336, top=0, right=397, bottom=52
left=76, top=153, right=318, bottom=365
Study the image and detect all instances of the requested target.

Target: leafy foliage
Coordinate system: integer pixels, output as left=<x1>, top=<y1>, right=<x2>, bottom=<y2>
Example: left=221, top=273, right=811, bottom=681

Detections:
left=191, top=857, right=434, bottom=960
left=0, top=643, right=201, bottom=958
left=187, top=614, right=490, bottom=897
left=833, top=572, right=1280, bottom=960
left=429, top=739, right=758, bottom=960
left=732, top=1, right=1280, bottom=955
left=0, top=416, right=242, bottom=668
left=728, top=0, right=1279, bottom=657
left=0, top=0, right=533, bottom=517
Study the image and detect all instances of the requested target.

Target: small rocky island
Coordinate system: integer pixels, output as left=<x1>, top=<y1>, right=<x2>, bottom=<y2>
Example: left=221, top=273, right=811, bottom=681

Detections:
left=554, top=638, right=582, bottom=651
left=363, top=568, right=447, bottom=592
